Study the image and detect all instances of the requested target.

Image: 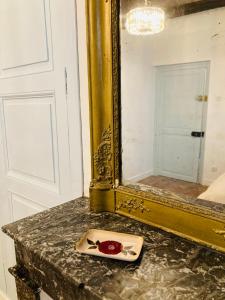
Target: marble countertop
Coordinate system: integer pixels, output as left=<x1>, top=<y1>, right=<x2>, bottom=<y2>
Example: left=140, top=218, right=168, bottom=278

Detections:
left=2, top=197, right=225, bottom=300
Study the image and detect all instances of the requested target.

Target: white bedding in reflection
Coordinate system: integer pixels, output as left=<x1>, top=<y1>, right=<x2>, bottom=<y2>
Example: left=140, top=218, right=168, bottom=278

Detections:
left=198, top=173, right=225, bottom=204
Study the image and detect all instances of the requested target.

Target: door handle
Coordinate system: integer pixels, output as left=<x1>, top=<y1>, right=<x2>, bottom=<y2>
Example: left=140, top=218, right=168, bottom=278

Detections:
left=191, top=131, right=205, bottom=137
left=196, top=95, right=208, bottom=102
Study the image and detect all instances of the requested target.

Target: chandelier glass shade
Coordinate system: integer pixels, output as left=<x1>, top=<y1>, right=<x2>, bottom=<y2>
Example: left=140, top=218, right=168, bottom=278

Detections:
left=125, top=4, right=165, bottom=36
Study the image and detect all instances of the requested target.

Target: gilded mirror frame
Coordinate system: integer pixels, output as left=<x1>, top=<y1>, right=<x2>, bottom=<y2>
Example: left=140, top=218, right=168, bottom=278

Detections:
left=86, top=0, right=225, bottom=253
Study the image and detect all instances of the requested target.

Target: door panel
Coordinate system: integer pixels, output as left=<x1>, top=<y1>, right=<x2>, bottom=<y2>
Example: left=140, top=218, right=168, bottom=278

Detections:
left=0, top=0, right=83, bottom=299
left=161, top=135, right=199, bottom=179
left=11, top=193, right=46, bottom=221
left=155, top=62, right=209, bottom=182
left=2, top=94, right=58, bottom=187
left=1, top=0, right=48, bottom=70
left=0, top=0, right=53, bottom=78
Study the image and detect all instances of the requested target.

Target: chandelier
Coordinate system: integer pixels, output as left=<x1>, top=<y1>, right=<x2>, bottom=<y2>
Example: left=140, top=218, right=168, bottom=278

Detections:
left=125, top=0, right=165, bottom=35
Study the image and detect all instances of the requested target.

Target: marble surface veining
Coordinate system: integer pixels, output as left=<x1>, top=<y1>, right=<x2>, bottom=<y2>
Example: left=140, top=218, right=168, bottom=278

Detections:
left=2, top=197, right=225, bottom=300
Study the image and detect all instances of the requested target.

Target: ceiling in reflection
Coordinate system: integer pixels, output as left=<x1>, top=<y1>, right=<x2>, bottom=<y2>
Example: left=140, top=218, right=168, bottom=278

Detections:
left=121, top=0, right=199, bottom=12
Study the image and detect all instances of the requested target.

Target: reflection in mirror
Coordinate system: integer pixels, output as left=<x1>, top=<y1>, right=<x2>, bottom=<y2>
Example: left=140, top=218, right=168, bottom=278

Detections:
left=121, top=0, right=225, bottom=206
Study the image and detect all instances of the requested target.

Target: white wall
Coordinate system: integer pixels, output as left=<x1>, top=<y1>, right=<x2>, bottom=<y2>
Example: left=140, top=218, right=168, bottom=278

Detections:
left=122, top=7, right=225, bottom=185
left=121, top=32, right=156, bottom=182
left=76, top=0, right=91, bottom=196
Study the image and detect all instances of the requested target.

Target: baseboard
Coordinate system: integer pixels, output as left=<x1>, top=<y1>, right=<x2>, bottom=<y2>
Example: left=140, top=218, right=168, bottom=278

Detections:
left=0, top=290, right=11, bottom=300
left=126, top=170, right=153, bottom=182
left=201, top=178, right=213, bottom=186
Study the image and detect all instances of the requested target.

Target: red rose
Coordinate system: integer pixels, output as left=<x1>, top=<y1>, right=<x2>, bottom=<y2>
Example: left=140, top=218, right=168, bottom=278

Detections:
left=98, top=240, right=122, bottom=255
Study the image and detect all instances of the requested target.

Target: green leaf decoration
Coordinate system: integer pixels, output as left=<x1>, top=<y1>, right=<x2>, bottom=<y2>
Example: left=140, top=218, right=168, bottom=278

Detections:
left=128, top=250, right=136, bottom=256
left=124, top=246, right=133, bottom=250
left=87, top=239, right=95, bottom=245
left=122, top=250, right=127, bottom=256
left=88, top=246, right=97, bottom=249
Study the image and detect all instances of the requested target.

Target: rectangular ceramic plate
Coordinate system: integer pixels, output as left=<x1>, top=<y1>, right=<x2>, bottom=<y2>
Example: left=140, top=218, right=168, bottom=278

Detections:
left=76, top=229, right=144, bottom=261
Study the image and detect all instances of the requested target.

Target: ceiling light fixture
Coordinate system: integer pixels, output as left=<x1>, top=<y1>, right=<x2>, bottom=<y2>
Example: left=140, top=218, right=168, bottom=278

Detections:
left=125, top=0, right=165, bottom=36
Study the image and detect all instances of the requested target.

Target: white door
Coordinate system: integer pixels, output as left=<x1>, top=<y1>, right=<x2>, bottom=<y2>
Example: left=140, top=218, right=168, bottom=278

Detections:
left=154, top=62, right=209, bottom=183
left=0, top=239, right=6, bottom=299
left=0, top=1, right=83, bottom=299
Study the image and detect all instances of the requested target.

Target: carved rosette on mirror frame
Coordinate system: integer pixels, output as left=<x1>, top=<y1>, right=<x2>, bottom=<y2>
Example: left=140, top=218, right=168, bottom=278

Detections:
left=86, top=0, right=225, bottom=253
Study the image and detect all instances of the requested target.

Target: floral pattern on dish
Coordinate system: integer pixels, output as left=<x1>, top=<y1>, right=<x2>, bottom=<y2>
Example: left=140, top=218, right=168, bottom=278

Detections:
left=87, top=239, right=137, bottom=256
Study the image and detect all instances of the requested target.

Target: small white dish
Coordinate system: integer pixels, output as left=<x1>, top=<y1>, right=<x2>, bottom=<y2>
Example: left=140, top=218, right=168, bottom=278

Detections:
left=76, top=229, right=144, bottom=261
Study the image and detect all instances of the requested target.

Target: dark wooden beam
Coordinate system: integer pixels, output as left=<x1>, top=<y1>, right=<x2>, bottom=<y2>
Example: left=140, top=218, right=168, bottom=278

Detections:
left=168, top=0, right=225, bottom=18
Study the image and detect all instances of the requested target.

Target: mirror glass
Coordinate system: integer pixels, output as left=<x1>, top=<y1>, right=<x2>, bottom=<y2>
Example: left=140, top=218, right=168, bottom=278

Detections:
left=120, top=0, right=225, bottom=208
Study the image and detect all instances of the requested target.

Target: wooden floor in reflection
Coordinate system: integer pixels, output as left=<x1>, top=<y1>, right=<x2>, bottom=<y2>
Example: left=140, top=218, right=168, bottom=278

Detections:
left=139, top=176, right=208, bottom=198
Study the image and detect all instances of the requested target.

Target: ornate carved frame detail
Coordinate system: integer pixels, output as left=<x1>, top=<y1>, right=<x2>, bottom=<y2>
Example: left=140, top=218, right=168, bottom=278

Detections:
left=86, top=0, right=225, bottom=253
left=116, top=197, right=150, bottom=214
left=92, top=126, right=113, bottom=186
